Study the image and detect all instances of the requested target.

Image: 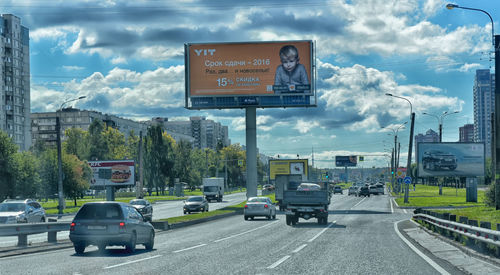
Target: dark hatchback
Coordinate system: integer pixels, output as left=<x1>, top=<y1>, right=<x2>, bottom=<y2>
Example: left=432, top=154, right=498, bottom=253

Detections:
left=183, top=196, right=209, bottom=214
left=69, top=202, right=155, bottom=254
left=357, top=186, right=370, bottom=197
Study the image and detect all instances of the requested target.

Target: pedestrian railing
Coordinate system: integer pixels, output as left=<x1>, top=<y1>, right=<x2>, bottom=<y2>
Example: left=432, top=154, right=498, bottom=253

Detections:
left=0, top=222, right=70, bottom=246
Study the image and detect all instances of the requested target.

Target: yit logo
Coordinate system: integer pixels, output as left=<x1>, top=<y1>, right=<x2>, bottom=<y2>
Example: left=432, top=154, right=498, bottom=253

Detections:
left=194, top=49, right=216, bottom=56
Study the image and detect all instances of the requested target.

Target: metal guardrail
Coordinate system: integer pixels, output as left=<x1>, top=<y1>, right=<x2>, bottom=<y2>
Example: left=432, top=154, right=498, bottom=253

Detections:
left=413, top=213, right=500, bottom=247
left=0, top=222, right=70, bottom=246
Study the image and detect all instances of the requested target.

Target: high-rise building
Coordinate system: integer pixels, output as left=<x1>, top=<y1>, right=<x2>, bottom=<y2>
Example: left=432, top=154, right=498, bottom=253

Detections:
left=0, top=14, right=30, bottom=150
left=459, top=124, right=474, bottom=143
left=473, top=69, right=495, bottom=157
left=153, top=116, right=230, bottom=150
left=414, top=129, right=439, bottom=162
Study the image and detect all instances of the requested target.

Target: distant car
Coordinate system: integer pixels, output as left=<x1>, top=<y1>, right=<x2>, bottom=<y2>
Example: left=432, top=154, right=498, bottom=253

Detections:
left=369, top=185, right=378, bottom=195
left=129, top=199, right=153, bottom=221
left=244, top=197, right=276, bottom=220
left=375, top=184, right=384, bottom=195
left=262, top=184, right=275, bottom=191
left=333, top=186, right=343, bottom=194
left=183, top=196, right=209, bottom=214
left=69, top=202, right=155, bottom=254
left=422, top=150, right=457, bottom=171
left=348, top=186, right=357, bottom=196
left=357, top=186, right=370, bottom=197
left=0, top=199, right=46, bottom=224
left=297, top=183, right=321, bottom=191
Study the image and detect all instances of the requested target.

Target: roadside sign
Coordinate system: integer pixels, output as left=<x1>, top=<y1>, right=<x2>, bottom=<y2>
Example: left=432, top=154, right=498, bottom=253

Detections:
left=404, top=176, right=412, bottom=185
left=397, top=178, right=403, bottom=184
left=396, top=168, right=407, bottom=179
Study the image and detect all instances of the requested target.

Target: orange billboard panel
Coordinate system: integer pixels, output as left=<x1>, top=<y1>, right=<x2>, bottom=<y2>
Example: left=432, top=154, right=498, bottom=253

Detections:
left=186, top=41, right=313, bottom=97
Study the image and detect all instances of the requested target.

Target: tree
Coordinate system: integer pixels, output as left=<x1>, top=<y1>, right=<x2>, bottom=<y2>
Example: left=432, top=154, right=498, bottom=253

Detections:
left=144, top=125, right=174, bottom=195
left=103, top=126, right=127, bottom=160
left=0, top=131, right=18, bottom=200
left=64, top=127, right=90, bottom=161
left=38, top=149, right=58, bottom=201
left=12, top=151, right=41, bottom=199
left=221, top=144, right=245, bottom=188
left=88, top=119, right=109, bottom=160
left=62, top=154, right=91, bottom=206
left=174, top=140, right=198, bottom=189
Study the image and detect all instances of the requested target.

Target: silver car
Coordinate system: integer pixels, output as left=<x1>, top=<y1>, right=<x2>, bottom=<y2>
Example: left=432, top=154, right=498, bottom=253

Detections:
left=0, top=199, right=46, bottom=224
left=69, top=202, right=154, bottom=254
left=244, top=197, right=276, bottom=220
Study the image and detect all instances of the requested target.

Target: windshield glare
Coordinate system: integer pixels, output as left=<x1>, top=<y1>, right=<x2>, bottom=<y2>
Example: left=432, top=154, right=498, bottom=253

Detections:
left=130, top=200, right=146, bottom=205
left=187, top=197, right=203, bottom=202
left=0, top=203, right=25, bottom=212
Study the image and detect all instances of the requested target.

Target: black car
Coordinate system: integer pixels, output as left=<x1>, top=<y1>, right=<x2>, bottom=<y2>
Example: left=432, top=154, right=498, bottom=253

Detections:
left=129, top=199, right=153, bottom=221
left=69, top=202, right=155, bottom=254
left=333, top=186, right=343, bottom=194
left=183, top=196, right=209, bottom=214
left=422, top=150, right=457, bottom=171
left=357, top=186, right=370, bottom=197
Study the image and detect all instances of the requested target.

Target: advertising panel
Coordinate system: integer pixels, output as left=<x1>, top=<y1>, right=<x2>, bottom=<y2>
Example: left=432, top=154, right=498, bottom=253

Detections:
left=417, top=143, right=485, bottom=177
left=335, top=156, right=358, bottom=167
left=88, top=160, right=135, bottom=186
left=269, top=159, right=308, bottom=180
left=185, top=41, right=315, bottom=109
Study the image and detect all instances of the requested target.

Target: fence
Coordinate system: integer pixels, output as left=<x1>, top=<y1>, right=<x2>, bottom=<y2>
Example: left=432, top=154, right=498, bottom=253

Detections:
left=0, top=222, right=70, bottom=246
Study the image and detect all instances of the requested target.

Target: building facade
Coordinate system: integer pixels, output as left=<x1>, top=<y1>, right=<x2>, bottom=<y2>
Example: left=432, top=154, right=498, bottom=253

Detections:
left=0, top=14, right=30, bottom=150
left=473, top=69, right=495, bottom=157
left=459, top=124, right=474, bottom=143
left=153, top=116, right=230, bottom=150
left=414, top=129, right=439, bottom=162
left=31, top=108, right=148, bottom=147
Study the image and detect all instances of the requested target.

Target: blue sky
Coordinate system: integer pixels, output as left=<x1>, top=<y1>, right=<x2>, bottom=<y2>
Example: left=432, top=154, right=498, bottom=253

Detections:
left=5, top=0, right=498, bottom=168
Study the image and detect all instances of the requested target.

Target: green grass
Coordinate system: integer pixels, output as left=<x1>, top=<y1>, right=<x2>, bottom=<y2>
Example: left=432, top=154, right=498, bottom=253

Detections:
left=394, top=185, right=486, bottom=207
left=434, top=206, right=500, bottom=230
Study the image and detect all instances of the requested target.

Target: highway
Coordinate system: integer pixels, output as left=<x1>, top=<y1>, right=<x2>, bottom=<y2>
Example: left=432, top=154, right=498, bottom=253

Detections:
left=0, top=192, right=249, bottom=248
left=0, top=192, right=457, bottom=274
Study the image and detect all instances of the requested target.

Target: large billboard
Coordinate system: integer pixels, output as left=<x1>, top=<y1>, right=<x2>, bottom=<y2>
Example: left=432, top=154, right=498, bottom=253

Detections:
left=88, top=160, right=135, bottom=187
left=417, top=143, right=485, bottom=177
left=269, top=159, right=308, bottom=181
left=335, top=156, right=358, bottom=167
left=185, top=41, right=316, bottom=109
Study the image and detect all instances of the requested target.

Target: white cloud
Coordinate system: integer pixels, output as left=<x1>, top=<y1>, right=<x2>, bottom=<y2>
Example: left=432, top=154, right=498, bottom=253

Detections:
left=294, top=119, right=320, bottom=134
left=458, top=63, right=481, bottom=72
left=62, top=65, right=84, bottom=71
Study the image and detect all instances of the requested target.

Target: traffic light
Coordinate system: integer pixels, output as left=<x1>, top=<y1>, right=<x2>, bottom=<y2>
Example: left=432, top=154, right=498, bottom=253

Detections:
left=325, top=172, right=329, bottom=179
left=391, top=171, right=394, bottom=175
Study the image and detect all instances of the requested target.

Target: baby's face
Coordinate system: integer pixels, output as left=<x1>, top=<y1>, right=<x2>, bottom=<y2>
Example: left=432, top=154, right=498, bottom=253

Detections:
left=281, top=55, right=298, bottom=72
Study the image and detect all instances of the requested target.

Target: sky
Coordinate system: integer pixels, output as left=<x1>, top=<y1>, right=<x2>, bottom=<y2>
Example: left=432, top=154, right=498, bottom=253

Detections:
left=4, top=0, right=498, bottom=169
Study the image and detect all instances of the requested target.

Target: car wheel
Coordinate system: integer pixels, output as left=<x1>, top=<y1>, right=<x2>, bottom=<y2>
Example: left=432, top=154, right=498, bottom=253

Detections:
left=267, top=214, right=271, bottom=220
left=244, top=216, right=249, bottom=221
left=145, top=230, right=155, bottom=250
left=183, top=211, right=186, bottom=214
left=98, top=244, right=106, bottom=252
left=317, top=218, right=323, bottom=224
left=41, top=217, right=46, bottom=222
left=250, top=216, right=254, bottom=220
left=273, top=214, right=276, bottom=220
left=291, top=217, right=297, bottom=226
left=125, top=232, right=137, bottom=253
left=286, top=215, right=291, bottom=225
left=74, top=244, right=85, bottom=254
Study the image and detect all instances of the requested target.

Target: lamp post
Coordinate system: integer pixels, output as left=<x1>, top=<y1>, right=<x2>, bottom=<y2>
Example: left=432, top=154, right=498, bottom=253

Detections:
left=446, top=3, right=500, bottom=209
left=382, top=121, right=407, bottom=193
left=386, top=93, right=415, bottom=203
left=56, top=96, right=86, bottom=215
left=422, top=111, right=460, bottom=142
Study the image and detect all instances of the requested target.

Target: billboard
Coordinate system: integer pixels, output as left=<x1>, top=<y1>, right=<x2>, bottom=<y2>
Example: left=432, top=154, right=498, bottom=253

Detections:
left=269, top=159, right=308, bottom=181
left=88, top=160, right=135, bottom=186
left=417, top=143, right=485, bottom=177
left=335, top=156, right=357, bottom=167
left=185, top=41, right=316, bottom=109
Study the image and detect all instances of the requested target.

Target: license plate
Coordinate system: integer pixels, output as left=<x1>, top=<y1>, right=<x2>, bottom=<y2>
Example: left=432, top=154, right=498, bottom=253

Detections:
left=88, top=225, right=106, bottom=230
left=285, top=211, right=294, bottom=215
left=298, top=208, right=313, bottom=212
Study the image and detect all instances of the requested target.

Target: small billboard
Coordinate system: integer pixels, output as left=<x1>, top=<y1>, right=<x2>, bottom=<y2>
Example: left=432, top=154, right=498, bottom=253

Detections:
left=269, top=159, right=308, bottom=181
left=185, top=40, right=316, bottom=109
left=417, top=142, right=485, bottom=177
left=335, top=156, right=357, bottom=167
left=88, top=160, right=135, bottom=186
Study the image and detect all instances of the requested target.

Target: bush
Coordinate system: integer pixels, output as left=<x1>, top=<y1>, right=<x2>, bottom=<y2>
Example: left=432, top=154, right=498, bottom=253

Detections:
left=485, top=184, right=496, bottom=207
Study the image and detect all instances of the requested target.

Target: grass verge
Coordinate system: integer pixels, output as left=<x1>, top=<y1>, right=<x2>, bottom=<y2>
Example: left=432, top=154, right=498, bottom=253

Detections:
left=433, top=206, right=500, bottom=230
left=394, top=185, right=486, bottom=207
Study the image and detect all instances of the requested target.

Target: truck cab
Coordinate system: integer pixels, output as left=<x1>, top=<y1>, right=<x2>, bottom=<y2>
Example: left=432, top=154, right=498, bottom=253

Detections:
left=203, top=177, right=225, bottom=202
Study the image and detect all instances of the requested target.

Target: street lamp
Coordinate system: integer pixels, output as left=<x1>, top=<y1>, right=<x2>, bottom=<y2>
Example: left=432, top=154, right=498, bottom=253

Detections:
left=57, top=96, right=86, bottom=215
left=422, top=111, right=460, bottom=142
left=386, top=93, right=415, bottom=203
left=447, top=3, right=500, bottom=208
left=382, top=121, right=407, bottom=193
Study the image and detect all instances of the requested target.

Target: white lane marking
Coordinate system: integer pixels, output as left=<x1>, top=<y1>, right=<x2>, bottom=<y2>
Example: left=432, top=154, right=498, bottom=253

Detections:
left=267, top=255, right=291, bottom=269
left=292, top=244, right=307, bottom=253
left=351, top=197, right=366, bottom=209
left=390, top=198, right=394, bottom=213
left=213, top=220, right=279, bottom=243
left=173, top=243, right=207, bottom=253
left=394, top=220, right=450, bottom=275
left=103, top=255, right=162, bottom=269
left=308, top=222, right=335, bottom=243
left=403, top=209, right=408, bottom=214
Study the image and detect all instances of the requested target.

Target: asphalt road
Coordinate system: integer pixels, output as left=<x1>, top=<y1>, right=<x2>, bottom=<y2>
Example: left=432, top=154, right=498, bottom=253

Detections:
left=0, top=192, right=456, bottom=274
left=0, top=192, right=249, bottom=248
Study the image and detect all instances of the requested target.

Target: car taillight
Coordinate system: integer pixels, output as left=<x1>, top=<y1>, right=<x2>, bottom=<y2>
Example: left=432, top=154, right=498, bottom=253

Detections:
left=70, top=222, right=75, bottom=231
left=264, top=204, right=268, bottom=208
left=244, top=205, right=248, bottom=208
left=119, top=222, right=125, bottom=229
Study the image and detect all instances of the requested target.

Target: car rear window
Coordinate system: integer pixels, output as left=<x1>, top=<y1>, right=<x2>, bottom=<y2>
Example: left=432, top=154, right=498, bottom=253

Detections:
left=187, top=196, right=203, bottom=202
left=248, top=197, right=268, bottom=203
left=75, top=204, right=123, bottom=220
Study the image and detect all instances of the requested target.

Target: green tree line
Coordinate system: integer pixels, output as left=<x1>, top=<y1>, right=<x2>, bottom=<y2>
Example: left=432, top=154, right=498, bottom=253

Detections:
left=0, top=120, right=263, bottom=201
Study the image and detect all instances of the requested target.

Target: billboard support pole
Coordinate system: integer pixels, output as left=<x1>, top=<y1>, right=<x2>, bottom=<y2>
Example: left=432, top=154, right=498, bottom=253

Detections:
left=404, top=112, right=415, bottom=203
left=246, top=107, right=258, bottom=198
